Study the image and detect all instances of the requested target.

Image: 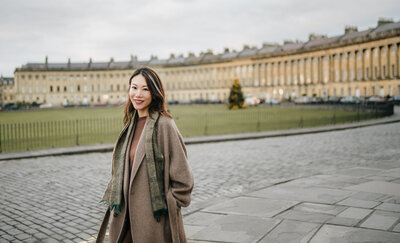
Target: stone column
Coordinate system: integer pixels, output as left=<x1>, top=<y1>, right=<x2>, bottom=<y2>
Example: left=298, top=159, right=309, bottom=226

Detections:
left=378, top=46, right=382, bottom=79
left=362, top=49, right=365, bottom=81
left=387, top=44, right=391, bottom=79
left=396, top=43, right=400, bottom=78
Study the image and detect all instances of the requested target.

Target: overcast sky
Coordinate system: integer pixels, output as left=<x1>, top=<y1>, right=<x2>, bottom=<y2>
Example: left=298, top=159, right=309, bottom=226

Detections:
left=0, top=0, right=399, bottom=76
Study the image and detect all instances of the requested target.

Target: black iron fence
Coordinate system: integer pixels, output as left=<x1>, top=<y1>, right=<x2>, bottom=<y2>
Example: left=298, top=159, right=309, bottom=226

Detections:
left=0, top=118, right=123, bottom=153
left=0, top=103, right=394, bottom=154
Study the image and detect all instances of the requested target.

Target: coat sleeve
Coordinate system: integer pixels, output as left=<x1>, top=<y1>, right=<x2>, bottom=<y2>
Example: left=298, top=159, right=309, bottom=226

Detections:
left=159, top=117, right=194, bottom=208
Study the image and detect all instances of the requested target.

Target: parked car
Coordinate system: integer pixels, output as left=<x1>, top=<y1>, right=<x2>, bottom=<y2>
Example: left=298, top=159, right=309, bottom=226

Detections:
left=294, top=96, right=309, bottom=104
left=168, top=100, right=179, bottom=105
left=245, top=96, right=259, bottom=106
left=310, top=97, right=323, bottom=104
left=266, top=98, right=280, bottom=105
left=393, top=95, right=400, bottom=105
left=39, top=103, right=53, bottom=109
left=3, top=103, right=19, bottom=110
left=367, top=96, right=383, bottom=103
left=340, top=96, right=360, bottom=104
left=327, top=96, right=341, bottom=104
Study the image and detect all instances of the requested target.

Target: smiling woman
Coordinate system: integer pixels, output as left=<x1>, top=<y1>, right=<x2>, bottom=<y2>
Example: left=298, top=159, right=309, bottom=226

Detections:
left=129, top=74, right=152, bottom=117
left=97, top=66, right=194, bottom=243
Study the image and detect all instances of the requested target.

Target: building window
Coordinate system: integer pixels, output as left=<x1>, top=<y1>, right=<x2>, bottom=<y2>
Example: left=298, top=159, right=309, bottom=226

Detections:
left=363, top=87, right=367, bottom=96
left=342, top=71, right=347, bottom=81
left=117, top=84, right=120, bottom=91
left=372, top=86, right=375, bottom=95
left=56, top=75, right=60, bottom=80
left=374, top=67, right=378, bottom=79
left=350, top=70, right=354, bottom=80
left=374, top=49, right=378, bottom=56
left=83, top=75, right=87, bottom=81
left=70, top=85, right=74, bottom=92
left=28, top=75, right=32, bottom=80
left=63, top=75, right=67, bottom=80
left=57, top=86, right=60, bottom=92
left=84, top=85, right=87, bottom=92
left=77, top=85, right=80, bottom=92
left=35, top=75, right=39, bottom=80
left=64, top=86, right=66, bottom=92
left=50, top=86, right=53, bottom=92
left=366, top=67, right=369, bottom=78
left=70, top=75, right=74, bottom=81
left=42, top=75, right=46, bottom=79
left=21, top=75, right=25, bottom=79
left=110, top=85, right=113, bottom=91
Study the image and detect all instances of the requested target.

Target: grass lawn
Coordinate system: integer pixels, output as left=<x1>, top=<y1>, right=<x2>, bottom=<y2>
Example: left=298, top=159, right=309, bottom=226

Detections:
left=0, top=104, right=376, bottom=153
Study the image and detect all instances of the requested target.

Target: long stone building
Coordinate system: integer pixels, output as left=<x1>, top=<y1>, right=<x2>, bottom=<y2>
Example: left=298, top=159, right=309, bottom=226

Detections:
left=11, top=18, right=400, bottom=106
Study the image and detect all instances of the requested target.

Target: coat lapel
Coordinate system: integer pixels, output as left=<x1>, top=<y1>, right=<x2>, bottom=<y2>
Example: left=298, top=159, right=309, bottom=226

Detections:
left=129, top=121, right=147, bottom=188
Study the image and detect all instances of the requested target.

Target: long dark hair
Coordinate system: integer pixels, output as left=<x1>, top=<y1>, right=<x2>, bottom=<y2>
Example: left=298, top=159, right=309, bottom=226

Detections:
left=123, top=66, right=171, bottom=125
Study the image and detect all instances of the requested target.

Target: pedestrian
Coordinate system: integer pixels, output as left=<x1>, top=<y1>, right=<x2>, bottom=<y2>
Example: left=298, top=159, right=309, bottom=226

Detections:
left=96, top=66, right=194, bottom=243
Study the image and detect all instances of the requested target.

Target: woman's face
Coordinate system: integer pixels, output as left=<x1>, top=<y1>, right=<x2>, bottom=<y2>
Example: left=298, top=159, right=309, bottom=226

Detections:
left=129, top=74, right=152, bottom=116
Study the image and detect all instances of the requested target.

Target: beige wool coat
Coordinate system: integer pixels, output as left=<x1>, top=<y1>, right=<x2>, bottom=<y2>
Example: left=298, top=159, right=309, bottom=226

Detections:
left=106, top=114, right=194, bottom=243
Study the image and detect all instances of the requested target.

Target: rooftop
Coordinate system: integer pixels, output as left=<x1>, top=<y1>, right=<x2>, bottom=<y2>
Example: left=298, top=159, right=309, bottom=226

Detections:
left=16, top=19, right=400, bottom=72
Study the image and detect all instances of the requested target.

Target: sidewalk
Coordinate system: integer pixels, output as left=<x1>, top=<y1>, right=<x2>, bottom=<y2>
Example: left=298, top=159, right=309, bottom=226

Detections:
left=1, top=108, right=400, bottom=161
left=184, top=166, right=400, bottom=242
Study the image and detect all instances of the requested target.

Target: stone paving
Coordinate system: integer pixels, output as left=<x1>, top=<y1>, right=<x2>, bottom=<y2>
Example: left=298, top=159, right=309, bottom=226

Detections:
left=0, top=121, right=399, bottom=242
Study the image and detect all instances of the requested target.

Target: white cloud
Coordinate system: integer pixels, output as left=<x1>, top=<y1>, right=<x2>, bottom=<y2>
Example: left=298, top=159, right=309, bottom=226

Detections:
left=0, top=0, right=399, bottom=76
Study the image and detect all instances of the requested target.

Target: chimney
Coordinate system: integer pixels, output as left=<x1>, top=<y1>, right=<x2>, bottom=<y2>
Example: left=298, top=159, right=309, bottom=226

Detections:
left=243, top=44, right=250, bottom=50
left=45, top=56, right=48, bottom=69
left=224, top=47, right=230, bottom=53
left=309, top=33, right=326, bottom=41
left=88, top=58, right=92, bottom=68
left=67, top=58, right=71, bottom=69
left=377, top=17, right=393, bottom=26
left=262, top=42, right=280, bottom=48
left=170, top=53, right=175, bottom=59
left=345, top=26, right=358, bottom=34
left=188, top=52, right=195, bottom=57
left=130, top=55, right=137, bottom=62
left=284, top=40, right=294, bottom=45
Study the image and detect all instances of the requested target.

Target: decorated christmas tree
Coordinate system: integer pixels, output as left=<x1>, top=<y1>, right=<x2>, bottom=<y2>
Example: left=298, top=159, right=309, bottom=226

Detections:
left=228, top=78, right=246, bottom=109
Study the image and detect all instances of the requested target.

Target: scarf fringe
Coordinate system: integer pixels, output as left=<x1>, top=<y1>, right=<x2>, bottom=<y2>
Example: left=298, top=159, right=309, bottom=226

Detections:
left=153, top=208, right=168, bottom=221
left=99, top=200, right=121, bottom=214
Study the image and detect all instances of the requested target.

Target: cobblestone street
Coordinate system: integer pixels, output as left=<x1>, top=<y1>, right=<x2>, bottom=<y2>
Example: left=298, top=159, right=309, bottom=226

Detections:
left=0, top=122, right=399, bottom=242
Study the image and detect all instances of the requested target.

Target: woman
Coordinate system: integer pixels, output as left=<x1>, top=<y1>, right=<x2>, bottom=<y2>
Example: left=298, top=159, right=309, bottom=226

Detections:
left=97, top=66, right=194, bottom=243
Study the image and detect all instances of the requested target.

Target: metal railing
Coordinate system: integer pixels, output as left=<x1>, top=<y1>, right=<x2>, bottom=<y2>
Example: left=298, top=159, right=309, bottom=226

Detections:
left=0, top=103, right=393, bottom=154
